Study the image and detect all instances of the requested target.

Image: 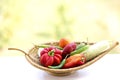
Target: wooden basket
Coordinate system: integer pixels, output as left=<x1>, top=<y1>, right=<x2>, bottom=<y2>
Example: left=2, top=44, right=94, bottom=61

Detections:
left=8, top=41, right=119, bottom=76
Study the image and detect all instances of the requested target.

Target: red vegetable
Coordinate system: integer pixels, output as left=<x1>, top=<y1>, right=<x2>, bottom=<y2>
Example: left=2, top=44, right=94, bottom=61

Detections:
left=62, top=42, right=77, bottom=58
left=62, top=54, right=86, bottom=68
left=40, top=46, right=62, bottom=67
left=59, top=38, right=69, bottom=48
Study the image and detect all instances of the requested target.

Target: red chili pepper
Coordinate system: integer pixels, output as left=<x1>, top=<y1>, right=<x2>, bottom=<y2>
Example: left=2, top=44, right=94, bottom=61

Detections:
left=40, top=46, right=62, bottom=67
left=62, top=54, right=86, bottom=68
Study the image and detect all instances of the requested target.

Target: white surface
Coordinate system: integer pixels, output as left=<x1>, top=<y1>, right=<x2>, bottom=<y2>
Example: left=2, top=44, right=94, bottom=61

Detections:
left=0, top=54, right=120, bottom=80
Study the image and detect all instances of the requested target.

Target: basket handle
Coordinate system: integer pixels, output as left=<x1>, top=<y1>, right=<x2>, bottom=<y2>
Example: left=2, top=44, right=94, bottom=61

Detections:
left=8, top=48, right=28, bottom=56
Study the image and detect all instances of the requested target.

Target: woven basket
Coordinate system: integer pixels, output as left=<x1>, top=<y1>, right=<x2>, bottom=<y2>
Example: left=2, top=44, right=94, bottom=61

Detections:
left=8, top=41, right=119, bottom=76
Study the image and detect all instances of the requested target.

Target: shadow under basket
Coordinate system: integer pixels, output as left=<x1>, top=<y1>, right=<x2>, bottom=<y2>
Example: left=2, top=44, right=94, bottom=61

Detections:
left=8, top=41, right=119, bottom=76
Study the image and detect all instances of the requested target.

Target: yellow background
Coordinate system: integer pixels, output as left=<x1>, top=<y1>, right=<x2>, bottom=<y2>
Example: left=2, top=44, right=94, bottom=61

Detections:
left=0, top=0, right=120, bottom=56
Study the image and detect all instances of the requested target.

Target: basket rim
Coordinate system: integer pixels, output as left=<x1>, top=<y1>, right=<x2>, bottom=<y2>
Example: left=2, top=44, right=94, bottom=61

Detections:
left=25, top=41, right=119, bottom=73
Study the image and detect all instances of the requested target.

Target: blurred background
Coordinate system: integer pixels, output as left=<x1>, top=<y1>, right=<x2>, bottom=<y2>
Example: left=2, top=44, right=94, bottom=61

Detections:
left=0, top=0, right=120, bottom=56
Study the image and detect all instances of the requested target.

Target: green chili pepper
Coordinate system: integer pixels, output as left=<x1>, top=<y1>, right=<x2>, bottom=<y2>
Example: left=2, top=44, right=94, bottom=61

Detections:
left=55, top=46, right=63, bottom=50
left=35, top=45, right=63, bottom=50
left=48, top=55, right=68, bottom=69
left=76, top=42, right=86, bottom=50
left=70, top=45, right=89, bottom=56
left=36, top=45, right=50, bottom=48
